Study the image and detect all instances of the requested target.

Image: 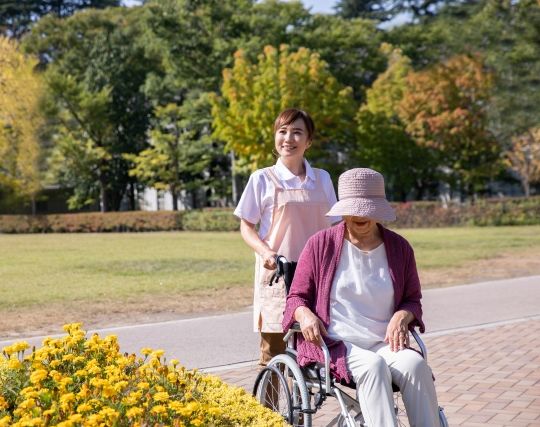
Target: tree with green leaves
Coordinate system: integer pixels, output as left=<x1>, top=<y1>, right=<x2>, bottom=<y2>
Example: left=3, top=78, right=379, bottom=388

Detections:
left=335, top=0, right=460, bottom=21
left=0, top=36, right=45, bottom=211
left=354, top=44, right=437, bottom=200
left=125, top=96, right=215, bottom=210
left=299, top=14, right=385, bottom=102
left=24, top=7, right=161, bottom=211
left=0, top=0, right=120, bottom=38
left=398, top=54, right=500, bottom=197
left=210, top=44, right=357, bottom=175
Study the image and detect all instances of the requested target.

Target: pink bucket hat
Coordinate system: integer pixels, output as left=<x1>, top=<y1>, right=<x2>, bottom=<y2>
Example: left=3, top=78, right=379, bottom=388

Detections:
left=326, top=168, right=396, bottom=222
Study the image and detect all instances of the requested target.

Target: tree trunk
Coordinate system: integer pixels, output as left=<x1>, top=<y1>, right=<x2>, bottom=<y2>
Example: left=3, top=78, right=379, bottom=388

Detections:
left=230, top=150, right=238, bottom=206
left=99, top=176, right=108, bottom=212
left=129, top=182, right=136, bottom=211
left=521, top=178, right=530, bottom=197
left=171, top=186, right=178, bottom=211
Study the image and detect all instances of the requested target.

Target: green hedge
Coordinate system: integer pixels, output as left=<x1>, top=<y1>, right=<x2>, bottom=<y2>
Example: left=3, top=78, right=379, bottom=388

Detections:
left=392, top=196, right=540, bottom=228
left=0, top=197, right=538, bottom=233
left=0, top=211, right=184, bottom=233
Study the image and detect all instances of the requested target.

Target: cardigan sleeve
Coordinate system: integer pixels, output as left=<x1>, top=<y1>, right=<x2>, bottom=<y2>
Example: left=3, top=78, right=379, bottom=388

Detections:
left=282, top=235, right=318, bottom=331
left=397, top=243, right=425, bottom=333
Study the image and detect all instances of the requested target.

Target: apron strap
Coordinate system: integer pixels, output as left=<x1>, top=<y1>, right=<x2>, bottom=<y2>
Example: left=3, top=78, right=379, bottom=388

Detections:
left=264, top=167, right=283, bottom=190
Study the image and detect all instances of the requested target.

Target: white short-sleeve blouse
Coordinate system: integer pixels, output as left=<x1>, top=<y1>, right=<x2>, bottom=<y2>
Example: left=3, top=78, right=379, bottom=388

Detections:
left=234, top=158, right=340, bottom=239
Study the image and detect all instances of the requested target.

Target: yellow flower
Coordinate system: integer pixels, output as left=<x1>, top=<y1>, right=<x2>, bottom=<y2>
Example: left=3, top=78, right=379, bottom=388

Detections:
left=30, top=369, right=48, bottom=384
left=150, top=405, right=167, bottom=415
left=76, top=403, right=93, bottom=413
left=126, top=407, right=144, bottom=418
left=59, top=392, right=75, bottom=411
left=8, top=358, right=22, bottom=369
left=0, top=396, right=8, bottom=409
left=49, top=359, right=62, bottom=368
left=102, top=385, right=116, bottom=398
left=151, top=349, right=165, bottom=358
left=137, top=382, right=150, bottom=390
left=69, top=413, right=83, bottom=422
left=153, top=391, right=169, bottom=402
left=140, top=347, right=153, bottom=356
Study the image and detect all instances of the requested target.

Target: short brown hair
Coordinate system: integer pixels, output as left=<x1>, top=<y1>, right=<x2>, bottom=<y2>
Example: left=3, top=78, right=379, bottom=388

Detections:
left=273, top=108, right=315, bottom=140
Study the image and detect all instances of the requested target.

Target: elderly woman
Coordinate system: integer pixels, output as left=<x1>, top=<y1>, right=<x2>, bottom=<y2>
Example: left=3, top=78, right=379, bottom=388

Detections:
left=282, top=168, right=440, bottom=427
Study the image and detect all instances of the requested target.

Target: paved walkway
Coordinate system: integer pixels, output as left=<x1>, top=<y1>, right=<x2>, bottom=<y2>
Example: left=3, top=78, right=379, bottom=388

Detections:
left=214, top=317, right=540, bottom=426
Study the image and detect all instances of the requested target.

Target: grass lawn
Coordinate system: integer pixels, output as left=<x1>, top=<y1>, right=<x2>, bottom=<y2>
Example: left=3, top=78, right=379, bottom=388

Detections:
left=2, top=225, right=540, bottom=309
left=1, top=226, right=539, bottom=335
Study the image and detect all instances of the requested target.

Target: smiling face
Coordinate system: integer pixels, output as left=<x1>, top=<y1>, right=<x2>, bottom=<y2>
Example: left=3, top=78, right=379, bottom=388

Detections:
left=274, top=118, right=312, bottom=161
left=343, top=215, right=378, bottom=241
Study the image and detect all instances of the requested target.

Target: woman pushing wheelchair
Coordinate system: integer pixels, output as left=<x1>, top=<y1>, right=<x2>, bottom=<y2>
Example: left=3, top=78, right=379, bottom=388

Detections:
left=283, top=168, right=442, bottom=427
left=234, top=108, right=339, bottom=366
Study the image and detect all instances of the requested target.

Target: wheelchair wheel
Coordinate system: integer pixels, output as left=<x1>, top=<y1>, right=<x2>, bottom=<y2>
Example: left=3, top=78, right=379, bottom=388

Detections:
left=253, top=365, right=293, bottom=422
left=439, top=406, right=449, bottom=427
left=262, top=354, right=313, bottom=426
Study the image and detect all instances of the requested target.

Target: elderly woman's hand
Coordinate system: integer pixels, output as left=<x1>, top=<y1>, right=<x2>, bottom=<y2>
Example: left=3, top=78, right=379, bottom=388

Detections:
left=385, top=310, right=414, bottom=352
left=294, top=306, right=327, bottom=346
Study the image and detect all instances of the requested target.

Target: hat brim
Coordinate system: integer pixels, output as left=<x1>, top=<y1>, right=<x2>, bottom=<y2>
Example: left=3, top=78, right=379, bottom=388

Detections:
left=326, top=197, right=396, bottom=222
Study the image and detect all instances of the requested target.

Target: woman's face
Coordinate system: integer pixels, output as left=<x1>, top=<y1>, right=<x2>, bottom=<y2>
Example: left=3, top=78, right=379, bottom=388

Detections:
left=343, top=216, right=378, bottom=240
left=274, top=118, right=312, bottom=161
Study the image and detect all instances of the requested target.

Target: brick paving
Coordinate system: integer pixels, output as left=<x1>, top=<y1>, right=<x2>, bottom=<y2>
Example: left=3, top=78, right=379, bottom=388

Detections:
left=214, top=318, right=540, bottom=426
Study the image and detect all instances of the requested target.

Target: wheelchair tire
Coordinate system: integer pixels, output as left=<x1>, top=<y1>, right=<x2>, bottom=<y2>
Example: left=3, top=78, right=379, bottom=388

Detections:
left=439, top=406, right=449, bottom=427
left=253, top=365, right=293, bottom=423
left=266, top=354, right=313, bottom=427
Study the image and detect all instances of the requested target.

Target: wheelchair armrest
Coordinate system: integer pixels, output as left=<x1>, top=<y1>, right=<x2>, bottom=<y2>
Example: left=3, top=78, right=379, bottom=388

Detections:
left=284, top=322, right=333, bottom=394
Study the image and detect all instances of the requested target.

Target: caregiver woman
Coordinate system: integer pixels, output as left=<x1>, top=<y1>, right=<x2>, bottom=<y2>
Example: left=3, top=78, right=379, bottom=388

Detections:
left=234, top=108, right=338, bottom=365
left=283, top=168, right=441, bottom=426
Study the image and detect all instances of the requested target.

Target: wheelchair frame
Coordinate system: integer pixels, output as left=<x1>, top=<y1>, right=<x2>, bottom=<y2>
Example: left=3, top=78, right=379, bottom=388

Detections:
left=253, top=322, right=449, bottom=427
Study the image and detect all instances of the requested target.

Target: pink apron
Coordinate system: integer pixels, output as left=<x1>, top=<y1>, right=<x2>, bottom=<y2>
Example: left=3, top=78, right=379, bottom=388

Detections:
left=254, top=167, right=331, bottom=332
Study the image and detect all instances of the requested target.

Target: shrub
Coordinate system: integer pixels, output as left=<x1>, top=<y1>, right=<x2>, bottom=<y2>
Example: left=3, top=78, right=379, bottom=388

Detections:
left=182, top=209, right=240, bottom=232
left=0, top=196, right=538, bottom=233
left=390, top=196, right=540, bottom=228
left=0, top=212, right=184, bottom=234
left=0, top=324, right=285, bottom=427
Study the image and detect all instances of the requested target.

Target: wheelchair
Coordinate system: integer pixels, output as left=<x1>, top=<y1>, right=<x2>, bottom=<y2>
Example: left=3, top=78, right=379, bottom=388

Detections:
left=253, top=323, right=449, bottom=426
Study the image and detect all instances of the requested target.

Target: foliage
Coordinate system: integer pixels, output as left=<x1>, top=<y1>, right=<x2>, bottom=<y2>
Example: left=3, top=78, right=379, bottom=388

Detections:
left=298, top=15, right=385, bottom=101
left=504, top=127, right=540, bottom=197
left=23, top=7, right=160, bottom=211
left=0, top=0, right=120, bottom=39
left=211, top=44, right=356, bottom=174
left=334, top=0, right=460, bottom=21
left=387, top=0, right=540, bottom=141
left=0, top=36, right=45, bottom=204
left=354, top=44, right=437, bottom=200
left=0, top=323, right=285, bottom=426
left=126, top=96, right=214, bottom=211
left=139, top=0, right=255, bottom=102
left=398, top=54, right=501, bottom=196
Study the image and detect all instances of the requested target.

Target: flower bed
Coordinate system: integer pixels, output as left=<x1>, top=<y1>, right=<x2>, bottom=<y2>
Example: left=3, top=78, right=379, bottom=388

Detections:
left=0, top=324, right=284, bottom=426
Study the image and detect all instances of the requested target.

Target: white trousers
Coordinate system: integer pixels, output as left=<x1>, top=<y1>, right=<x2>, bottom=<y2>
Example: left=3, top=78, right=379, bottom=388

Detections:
left=345, top=342, right=440, bottom=427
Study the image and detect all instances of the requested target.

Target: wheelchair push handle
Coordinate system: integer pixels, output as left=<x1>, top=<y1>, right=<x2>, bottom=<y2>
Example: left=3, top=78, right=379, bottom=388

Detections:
left=268, top=254, right=297, bottom=294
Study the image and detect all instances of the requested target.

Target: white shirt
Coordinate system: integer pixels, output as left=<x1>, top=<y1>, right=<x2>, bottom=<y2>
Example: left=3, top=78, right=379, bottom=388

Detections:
left=327, top=239, right=395, bottom=349
left=234, top=158, right=339, bottom=239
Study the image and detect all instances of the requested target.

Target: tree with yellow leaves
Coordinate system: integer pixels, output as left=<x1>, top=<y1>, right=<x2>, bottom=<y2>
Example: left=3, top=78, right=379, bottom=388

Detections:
left=505, top=128, right=540, bottom=197
left=210, top=44, right=356, bottom=174
left=0, top=36, right=44, bottom=210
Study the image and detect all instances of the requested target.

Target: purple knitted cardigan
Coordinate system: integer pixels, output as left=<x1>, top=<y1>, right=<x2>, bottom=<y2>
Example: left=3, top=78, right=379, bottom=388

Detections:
left=282, top=221, right=425, bottom=383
